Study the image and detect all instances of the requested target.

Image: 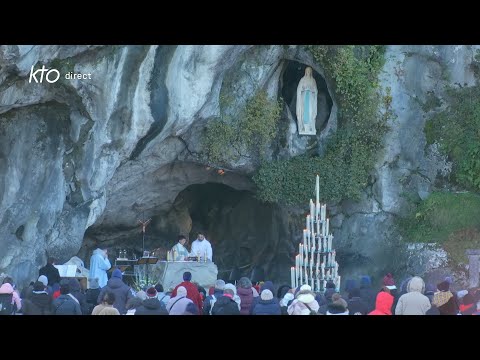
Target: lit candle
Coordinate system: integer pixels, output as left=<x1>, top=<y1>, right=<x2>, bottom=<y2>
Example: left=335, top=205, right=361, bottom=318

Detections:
left=310, top=199, right=314, bottom=219
left=312, top=235, right=316, bottom=253
left=321, top=262, right=325, bottom=279
left=326, top=218, right=330, bottom=236
left=332, top=250, right=336, bottom=265
left=328, top=235, right=332, bottom=252
left=316, top=175, right=320, bottom=205
left=291, top=267, right=295, bottom=289
left=337, top=275, right=341, bottom=292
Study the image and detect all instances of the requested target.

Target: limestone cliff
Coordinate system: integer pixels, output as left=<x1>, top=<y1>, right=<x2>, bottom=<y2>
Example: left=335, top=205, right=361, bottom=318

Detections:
left=1, top=45, right=478, bottom=286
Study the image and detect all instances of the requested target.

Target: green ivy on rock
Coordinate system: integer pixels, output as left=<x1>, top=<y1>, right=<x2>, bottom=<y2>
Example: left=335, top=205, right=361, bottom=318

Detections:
left=425, top=85, right=480, bottom=191
left=254, top=45, right=389, bottom=205
left=202, top=90, right=282, bottom=165
left=399, top=191, right=480, bottom=265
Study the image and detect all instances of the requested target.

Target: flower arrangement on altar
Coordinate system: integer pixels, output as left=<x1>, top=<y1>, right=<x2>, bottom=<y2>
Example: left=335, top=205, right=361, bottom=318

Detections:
left=290, top=175, right=341, bottom=293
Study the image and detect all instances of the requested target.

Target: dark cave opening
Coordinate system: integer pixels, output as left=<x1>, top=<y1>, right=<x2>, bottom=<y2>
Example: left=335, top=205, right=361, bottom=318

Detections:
left=148, top=182, right=291, bottom=282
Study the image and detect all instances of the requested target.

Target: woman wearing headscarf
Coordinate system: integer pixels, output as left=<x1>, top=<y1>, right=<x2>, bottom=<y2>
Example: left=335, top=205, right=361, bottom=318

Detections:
left=432, top=280, right=457, bottom=315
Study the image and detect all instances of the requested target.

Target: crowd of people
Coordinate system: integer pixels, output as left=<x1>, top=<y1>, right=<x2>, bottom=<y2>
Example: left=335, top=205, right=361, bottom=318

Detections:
left=1, top=261, right=479, bottom=315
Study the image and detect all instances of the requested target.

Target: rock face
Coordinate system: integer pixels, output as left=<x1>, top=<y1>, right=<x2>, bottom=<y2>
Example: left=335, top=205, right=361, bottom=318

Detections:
left=334, top=45, right=480, bottom=284
left=0, top=45, right=478, bottom=287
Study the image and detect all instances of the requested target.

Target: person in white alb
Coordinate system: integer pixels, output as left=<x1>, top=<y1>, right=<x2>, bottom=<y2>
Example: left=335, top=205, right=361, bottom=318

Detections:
left=171, top=235, right=190, bottom=261
left=189, top=232, right=213, bottom=262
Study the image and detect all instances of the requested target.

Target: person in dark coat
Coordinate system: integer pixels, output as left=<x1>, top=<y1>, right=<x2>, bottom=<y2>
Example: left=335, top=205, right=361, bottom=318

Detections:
left=85, top=278, right=101, bottom=315
left=22, top=281, right=54, bottom=315
left=97, top=268, right=133, bottom=315
left=211, top=288, right=240, bottom=315
left=135, top=287, right=168, bottom=315
left=52, top=281, right=82, bottom=315
left=424, top=283, right=440, bottom=315
left=327, top=295, right=349, bottom=315
left=345, top=279, right=358, bottom=296
left=38, top=257, right=61, bottom=286
left=203, top=279, right=225, bottom=315
left=347, top=288, right=368, bottom=315
left=252, top=289, right=281, bottom=315
left=184, top=302, right=199, bottom=315
left=277, top=284, right=291, bottom=300
left=359, top=275, right=376, bottom=313
left=250, top=281, right=278, bottom=314
left=433, top=280, right=457, bottom=315
left=20, top=281, right=35, bottom=301
left=318, top=281, right=336, bottom=314
left=68, top=278, right=88, bottom=315
left=459, top=293, right=476, bottom=315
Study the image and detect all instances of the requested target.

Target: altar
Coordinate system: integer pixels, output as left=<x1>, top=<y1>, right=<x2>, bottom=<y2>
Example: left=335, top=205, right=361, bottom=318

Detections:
left=135, top=260, right=218, bottom=290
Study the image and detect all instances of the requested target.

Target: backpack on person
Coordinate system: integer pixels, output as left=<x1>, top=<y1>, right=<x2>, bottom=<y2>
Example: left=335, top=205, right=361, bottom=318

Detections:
left=0, top=293, right=14, bottom=315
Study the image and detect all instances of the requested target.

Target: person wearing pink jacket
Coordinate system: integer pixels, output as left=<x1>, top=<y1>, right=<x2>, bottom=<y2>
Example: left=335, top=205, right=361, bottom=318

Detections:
left=0, top=279, right=22, bottom=313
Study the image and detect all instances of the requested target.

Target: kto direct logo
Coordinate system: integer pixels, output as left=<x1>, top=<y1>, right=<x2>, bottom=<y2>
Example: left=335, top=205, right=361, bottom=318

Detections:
left=29, top=65, right=60, bottom=83
left=29, top=65, right=92, bottom=83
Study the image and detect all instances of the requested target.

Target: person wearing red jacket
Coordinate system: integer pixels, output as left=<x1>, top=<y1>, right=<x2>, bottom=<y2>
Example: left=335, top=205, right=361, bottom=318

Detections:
left=368, top=290, right=394, bottom=315
left=171, top=272, right=203, bottom=314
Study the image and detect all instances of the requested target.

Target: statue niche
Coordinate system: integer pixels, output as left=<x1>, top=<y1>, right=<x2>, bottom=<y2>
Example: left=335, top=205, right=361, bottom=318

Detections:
left=296, top=66, right=317, bottom=135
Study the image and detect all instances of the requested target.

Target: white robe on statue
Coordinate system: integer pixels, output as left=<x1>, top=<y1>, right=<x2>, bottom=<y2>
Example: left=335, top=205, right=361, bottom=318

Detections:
left=296, top=66, right=318, bottom=135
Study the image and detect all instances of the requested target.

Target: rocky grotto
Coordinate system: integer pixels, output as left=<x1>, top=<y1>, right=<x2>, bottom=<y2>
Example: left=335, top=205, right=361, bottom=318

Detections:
left=1, top=45, right=480, bottom=288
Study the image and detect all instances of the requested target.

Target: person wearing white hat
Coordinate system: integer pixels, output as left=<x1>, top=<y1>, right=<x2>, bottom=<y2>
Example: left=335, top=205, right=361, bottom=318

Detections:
left=166, top=286, right=194, bottom=315
left=224, top=283, right=241, bottom=310
left=287, top=287, right=320, bottom=315
left=251, top=289, right=281, bottom=315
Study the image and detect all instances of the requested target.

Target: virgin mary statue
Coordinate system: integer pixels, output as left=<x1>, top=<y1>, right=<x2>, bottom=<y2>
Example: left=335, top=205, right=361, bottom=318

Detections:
left=296, top=67, right=317, bottom=135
